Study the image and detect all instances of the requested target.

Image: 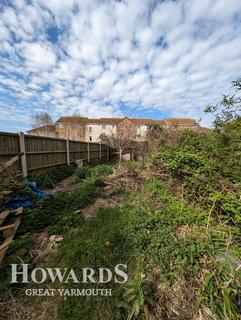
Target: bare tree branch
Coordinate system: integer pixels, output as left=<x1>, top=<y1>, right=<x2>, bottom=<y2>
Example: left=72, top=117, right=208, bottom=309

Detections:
left=31, top=112, right=53, bottom=128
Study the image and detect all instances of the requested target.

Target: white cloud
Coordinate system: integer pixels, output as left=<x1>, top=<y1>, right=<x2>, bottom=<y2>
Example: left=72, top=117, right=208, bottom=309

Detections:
left=0, top=0, right=241, bottom=131
left=20, top=42, right=56, bottom=69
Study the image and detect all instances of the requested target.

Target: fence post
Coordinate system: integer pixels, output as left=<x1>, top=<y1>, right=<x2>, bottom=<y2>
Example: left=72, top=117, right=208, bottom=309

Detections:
left=66, top=139, right=70, bottom=165
left=99, top=143, right=102, bottom=161
left=87, top=142, right=90, bottom=163
left=18, top=132, right=27, bottom=177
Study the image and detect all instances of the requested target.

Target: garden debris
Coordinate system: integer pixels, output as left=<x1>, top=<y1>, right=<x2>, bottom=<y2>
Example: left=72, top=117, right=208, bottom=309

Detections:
left=30, top=233, right=64, bottom=264
left=13, top=207, right=23, bottom=216
left=175, top=224, right=207, bottom=241
left=0, top=191, right=14, bottom=205
left=0, top=210, right=10, bottom=226
left=49, top=235, right=64, bottom=243
left=0, top=207, right=22, bottom=264
left=0, top=153, right=23, bottom=174
left=102, top=164, right=142, bottom=195
left=55, top=175, right=81, bottom=192
left=3, top=181, right=46, bottom=209
left=0, top=190, right=13, bottom=196
left=146, top=163, right=170, bottom=180
left=155, top=277, right=196, bottom=320
left=47, top=235, right=64, bottom=251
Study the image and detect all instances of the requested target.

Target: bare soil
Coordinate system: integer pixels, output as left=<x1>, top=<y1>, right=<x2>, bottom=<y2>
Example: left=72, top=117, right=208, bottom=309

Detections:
left=77, top=195, right=123, bottom=218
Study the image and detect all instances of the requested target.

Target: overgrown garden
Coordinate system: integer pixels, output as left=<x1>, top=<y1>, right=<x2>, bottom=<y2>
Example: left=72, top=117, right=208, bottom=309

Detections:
left=0, top=81, right=240, bottom=319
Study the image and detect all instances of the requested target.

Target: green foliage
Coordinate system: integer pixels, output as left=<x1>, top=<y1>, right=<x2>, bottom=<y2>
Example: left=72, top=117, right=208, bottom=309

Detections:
left=29, top=164, right=76, bottom=189
left=0, top=179, right=21, bottom=192
left=125, top=274, right=155, bottom=320
left=0, top=163, right=109, bottom=302
left=55, top=177, right=240, bottom=320
left=75, top=163, right=113, bottom=179
left=0, top=233, right=35, bottom=300
left=89, top=163, right=113, bottom=177
left=198, top=259, right=241, bottom=320
left=75, top=166, right=90, bottom=179
left=152, top=147, right=218, bottom=176
left=19, top=176, right=100, bottom=234
left=1, top=82, right=240, bottom=320
left=204, top=79, right=241, bottom=129
left=0, top=179, right=36, bottom=199
left=149, top=124, right=241, bottom=227
left=56, top=206, right=128, bottom=320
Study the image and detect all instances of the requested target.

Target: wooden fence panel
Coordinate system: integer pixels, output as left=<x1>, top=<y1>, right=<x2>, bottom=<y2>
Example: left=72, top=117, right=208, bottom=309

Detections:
left=0, top=132, right=21, bottom=172
left=101, top=144, right=107, bottom=161
left=89, top=143, right=100, bottom=161
left=0, top=132, right=110, bottom=176
left=25, top=135, right=67, bottom=171
left=69, top=141, right=88, bottom=163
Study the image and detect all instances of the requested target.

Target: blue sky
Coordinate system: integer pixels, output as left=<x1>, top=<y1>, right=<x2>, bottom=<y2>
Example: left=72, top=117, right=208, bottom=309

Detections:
left=0, top=0, right=241, bottom=132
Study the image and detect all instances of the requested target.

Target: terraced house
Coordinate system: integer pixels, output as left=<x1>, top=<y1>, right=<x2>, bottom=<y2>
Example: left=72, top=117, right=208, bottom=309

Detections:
left=27, top=116, right=199, bottom=142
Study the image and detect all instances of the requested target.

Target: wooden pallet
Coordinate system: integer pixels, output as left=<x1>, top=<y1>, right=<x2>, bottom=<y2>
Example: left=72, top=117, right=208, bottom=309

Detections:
left=0, top=210, right=11, bottom=227
left=0, top=208, right=23, bottom=264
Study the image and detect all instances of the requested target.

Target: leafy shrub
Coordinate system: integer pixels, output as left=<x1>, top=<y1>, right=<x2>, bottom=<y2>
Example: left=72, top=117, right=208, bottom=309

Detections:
left=152, top=147, right=218, bottom=177
left=29, top=164, right=75, bottom=189
left=89, top=164, right=113, bottom=177
left=75, top=166, right=91, bottom=179
left=75, top=163, right=113, bottom=179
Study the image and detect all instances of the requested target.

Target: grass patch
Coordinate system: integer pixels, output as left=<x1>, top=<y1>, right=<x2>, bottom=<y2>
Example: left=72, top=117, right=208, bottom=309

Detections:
left=53, top=178, right=240, bottom=320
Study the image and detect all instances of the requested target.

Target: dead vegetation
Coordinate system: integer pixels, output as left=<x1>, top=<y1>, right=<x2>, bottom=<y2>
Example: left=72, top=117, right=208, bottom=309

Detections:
left=0, top=288, right=61, bottom=320
left=102, top=163, right=143, bottom=195
left=154, top=277, right=196, bottom=320
left=54, top=175, right=81, bottom=192
left=0, top=229, right=65, bottom=320
left=30, top=232, right=63, bottom=265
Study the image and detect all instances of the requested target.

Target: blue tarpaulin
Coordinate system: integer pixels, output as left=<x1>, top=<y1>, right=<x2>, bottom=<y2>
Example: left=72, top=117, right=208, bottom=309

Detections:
left=3, top=181, right=46, bottom=209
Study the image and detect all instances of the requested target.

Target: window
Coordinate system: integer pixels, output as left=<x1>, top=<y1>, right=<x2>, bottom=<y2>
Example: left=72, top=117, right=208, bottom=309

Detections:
left=60, top=133, right=64, bottom=138
left=49, top=133, right=53, bottom=137
left=102, top=125, right=106, bottom=129
left=89, top=127, right=92, bottom=133
left=89, top=136, right=92, bottom=141
left=59, top=124, right=64, bottom=128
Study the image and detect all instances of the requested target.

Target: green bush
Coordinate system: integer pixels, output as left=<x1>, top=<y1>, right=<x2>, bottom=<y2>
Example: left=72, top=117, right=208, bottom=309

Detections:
left=75, top=163, right=113, bottom=179
left=75, top=166, right=91, bottom=179
left=29, top=164, right=75, bottom=189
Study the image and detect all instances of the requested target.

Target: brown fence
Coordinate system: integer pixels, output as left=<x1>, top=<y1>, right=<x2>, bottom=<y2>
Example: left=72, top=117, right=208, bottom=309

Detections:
left=0, top=131, right=111, bottom=177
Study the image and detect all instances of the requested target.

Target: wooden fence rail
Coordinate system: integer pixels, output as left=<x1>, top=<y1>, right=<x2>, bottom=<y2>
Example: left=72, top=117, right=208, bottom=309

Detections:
left=0, top=131, right=111, bottom=177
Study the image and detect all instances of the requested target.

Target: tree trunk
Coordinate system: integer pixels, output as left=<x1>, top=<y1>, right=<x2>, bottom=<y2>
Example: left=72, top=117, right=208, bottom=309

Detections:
left=118, top=149, right=123, bottom=168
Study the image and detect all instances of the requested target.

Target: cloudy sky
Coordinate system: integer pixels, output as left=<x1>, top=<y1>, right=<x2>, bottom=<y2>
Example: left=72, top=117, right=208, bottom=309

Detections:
left=0, top=0, right=241, bottom=132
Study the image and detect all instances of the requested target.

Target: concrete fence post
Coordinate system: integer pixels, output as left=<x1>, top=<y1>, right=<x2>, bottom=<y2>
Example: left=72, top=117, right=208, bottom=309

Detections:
left=87, top=142, right=90, bottom=163
left=99, top=143, right=102, bottom=161
left=66, top=139, right=70, bottom=165
left=18, top=132, right=27, bottom=177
